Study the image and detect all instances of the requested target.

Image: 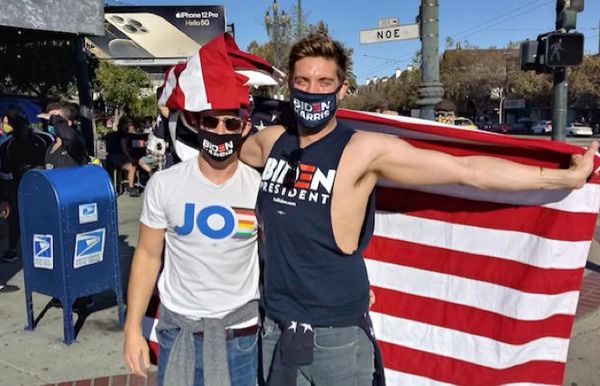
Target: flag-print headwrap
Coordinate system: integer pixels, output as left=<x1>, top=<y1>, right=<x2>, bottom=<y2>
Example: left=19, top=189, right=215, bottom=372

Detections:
left=158, top=33, right=251, bottom=112
left=223, top=33, right=286, bottom=87
left=158, top=33, right=284, bottom=162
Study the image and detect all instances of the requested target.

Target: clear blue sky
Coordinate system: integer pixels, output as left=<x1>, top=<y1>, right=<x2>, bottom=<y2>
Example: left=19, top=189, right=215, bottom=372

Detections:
left=105, top=0, right=600, bottom=85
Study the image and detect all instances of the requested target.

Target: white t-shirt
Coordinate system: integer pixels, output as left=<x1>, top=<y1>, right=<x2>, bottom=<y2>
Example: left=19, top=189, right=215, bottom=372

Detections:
left=140, top=156, right=261, bottom=320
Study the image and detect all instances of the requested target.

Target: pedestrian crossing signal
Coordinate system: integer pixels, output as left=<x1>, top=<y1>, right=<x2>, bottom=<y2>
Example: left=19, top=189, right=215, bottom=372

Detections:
left=544, top=32, right=583, bottom=67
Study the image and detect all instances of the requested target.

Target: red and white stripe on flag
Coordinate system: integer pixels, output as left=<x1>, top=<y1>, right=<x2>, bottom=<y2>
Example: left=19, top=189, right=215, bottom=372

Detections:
left=338, top=109, right=600, bottom=385
left=144, top=108, right=600, bottom=384
left=157, top=33, right=284, bottom=112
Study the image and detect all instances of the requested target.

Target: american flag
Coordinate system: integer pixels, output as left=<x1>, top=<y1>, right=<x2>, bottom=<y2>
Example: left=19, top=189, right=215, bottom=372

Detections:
left=158, top=33, right=285, bottom=113
left=143, top=108, right=600, bottom=385
left=338, top=109, right=600, bottom=385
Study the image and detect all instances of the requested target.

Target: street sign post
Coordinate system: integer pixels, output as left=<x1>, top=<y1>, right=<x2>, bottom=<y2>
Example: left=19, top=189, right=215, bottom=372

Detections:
left=359, top=23, right=419, bottom=44
left=358, top=5, right=440, bottom=122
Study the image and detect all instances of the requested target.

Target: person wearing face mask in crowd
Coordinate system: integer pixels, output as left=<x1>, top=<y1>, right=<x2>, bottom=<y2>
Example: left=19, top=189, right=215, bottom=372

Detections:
left=123, top=34, right=261, bottom=386
left=37, top=102, right=94, bottom=311
left=0, top=107, right=53, bottom=265
left=1, top=115, right=13, bottom=141
left=239, top=33, right=598, bottom=386
left=38, top=102, right=88, bottom=169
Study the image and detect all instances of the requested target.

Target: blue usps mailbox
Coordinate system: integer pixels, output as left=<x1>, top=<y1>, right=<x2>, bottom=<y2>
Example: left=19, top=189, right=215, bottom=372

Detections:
left=19, top=165, right=124, bottom=344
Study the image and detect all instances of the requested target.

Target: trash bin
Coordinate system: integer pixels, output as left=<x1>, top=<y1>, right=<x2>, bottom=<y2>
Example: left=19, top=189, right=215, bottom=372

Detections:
left=19, top=165, right=124, bottom=344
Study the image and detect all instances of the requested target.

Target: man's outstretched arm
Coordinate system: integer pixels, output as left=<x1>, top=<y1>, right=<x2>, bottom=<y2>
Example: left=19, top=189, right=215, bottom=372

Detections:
left=361, top=131, right=598, bottom=191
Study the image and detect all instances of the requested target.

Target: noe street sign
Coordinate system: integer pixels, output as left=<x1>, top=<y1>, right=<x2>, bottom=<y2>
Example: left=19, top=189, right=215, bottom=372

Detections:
left=359, top=23, right=419, bottom=44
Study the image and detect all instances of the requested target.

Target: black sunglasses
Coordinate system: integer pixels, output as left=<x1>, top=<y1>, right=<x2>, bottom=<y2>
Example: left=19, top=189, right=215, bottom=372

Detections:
left=201, top=116, right=244, bottom=132
left=283, top=148, right=304, bottom=188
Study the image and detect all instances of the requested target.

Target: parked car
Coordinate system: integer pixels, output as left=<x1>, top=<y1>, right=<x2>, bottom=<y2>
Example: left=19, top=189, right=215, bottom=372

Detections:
left=566, top=122, right=593, bottom=136
left=476, top=119, right=492, bottom=131
left=531, top=120, right=552, bottom=135
left=510, top=118, right=534, bottom=134
left=486, top=124, right=510, bottom=134
left=453, top=117, right=478, bottom=130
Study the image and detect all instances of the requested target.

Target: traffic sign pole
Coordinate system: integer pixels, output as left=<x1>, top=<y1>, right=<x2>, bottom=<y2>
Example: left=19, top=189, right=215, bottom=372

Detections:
left=551, top=0, right=584, bottom=141
left=358, top=3, right=443, bottom=121
left=552, top=68, right=567, bottom=141
left=417, top=0, right=444, bottom=121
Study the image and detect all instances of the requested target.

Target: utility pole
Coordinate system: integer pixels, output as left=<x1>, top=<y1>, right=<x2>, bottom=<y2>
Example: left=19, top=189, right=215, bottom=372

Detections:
left=265, top=0, right=290, bottom=99
left=417, top=0, right=444, bottom=121
left=552, top=68, right=568, bottom=141
left=297, top=0, right=303, bottom=38
left=551, top=0, right=584, bottom=141
left=520, top=2, right=583, bottom=141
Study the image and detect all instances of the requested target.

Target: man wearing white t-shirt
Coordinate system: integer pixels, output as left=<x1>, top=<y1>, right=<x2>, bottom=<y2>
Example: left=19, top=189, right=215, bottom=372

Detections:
left=123, top=34, right=261, bottom=386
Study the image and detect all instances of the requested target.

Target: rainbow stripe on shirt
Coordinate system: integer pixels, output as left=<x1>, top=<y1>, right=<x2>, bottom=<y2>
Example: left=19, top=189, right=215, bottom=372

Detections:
left=232, top=207, right=257, bottom=240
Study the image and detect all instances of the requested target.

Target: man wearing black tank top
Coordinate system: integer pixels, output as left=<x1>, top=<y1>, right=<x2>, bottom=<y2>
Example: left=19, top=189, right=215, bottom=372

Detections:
left=240, top=34, right=598, bottom=386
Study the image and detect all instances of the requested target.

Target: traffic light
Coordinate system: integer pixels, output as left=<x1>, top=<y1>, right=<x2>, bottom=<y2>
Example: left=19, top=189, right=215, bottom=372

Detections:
left=544, top=32, right=584, bottom=67
left=556, top=0, right=584, bottom=31
left=520, top=40, right=539, bottom=71
left=520, top=1, right=585, bottom=72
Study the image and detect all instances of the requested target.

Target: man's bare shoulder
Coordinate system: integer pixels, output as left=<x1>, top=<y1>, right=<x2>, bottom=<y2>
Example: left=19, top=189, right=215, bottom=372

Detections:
left=255, top=124, right=286, bottom=143
left=348, top=129, right=408, bottom=148
left=253, top=124, right=286, bottom=153
left=241, top=124, right=286, bottom=167
left=344, top=130, right=415, bottom=174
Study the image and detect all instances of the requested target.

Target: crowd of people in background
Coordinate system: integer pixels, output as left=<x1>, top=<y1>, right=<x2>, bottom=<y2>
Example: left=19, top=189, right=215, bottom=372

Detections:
left=0, top=102, right=79, bottom=293
left=104, top=108, right=167, bottom=197
left=0, top=99, right=166, bottom=294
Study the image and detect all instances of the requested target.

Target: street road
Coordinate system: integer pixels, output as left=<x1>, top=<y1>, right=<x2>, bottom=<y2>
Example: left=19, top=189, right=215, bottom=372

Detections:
left=511, top=134, right=597, bottom=148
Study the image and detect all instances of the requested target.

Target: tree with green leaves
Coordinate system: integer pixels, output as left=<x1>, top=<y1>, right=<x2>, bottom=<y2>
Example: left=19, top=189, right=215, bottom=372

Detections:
left=0, top=35, right=80, bottom=109
left=508, top=70, right=552, bottom=106
left=341, top=67, right=420, bottom=112
left=440, top=48, right=518, bottom=120
left=569, top=54, right=600, bottom=110
left=94, top=61, right=151, bottom=128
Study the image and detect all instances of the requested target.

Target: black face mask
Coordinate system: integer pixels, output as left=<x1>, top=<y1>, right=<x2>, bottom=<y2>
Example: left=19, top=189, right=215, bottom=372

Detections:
left=290, top=86, right=341, bottom=133
left=196, top=129, right=243, bottom=162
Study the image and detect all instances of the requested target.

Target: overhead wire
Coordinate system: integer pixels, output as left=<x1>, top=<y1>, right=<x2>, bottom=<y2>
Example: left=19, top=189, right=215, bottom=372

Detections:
left=451, top=3, right=553, bottom=42
left=450, top=0, right=553, bottom=41
left=356, top=0, right=556, bottom=81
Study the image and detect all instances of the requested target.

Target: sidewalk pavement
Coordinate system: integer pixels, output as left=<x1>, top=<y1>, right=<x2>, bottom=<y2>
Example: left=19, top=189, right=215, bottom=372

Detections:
left=0, top=195, right=152, bottom=386
left=0, top=194, right=599, bottom=385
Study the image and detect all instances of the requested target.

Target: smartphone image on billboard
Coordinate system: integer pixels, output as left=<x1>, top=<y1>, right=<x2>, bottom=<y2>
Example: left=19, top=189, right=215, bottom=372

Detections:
left=105, top=12, right=200, bottom=58
left=108, top=39, right=152, bottom=58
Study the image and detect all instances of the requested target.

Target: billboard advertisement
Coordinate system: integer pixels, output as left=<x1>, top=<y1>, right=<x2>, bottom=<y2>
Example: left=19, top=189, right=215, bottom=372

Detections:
left=86, top=6, right=225, bottom=66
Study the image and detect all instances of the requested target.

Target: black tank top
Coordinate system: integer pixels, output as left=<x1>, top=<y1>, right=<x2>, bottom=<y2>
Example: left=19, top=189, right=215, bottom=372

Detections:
left=256, top=123, right=375, bottom=326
